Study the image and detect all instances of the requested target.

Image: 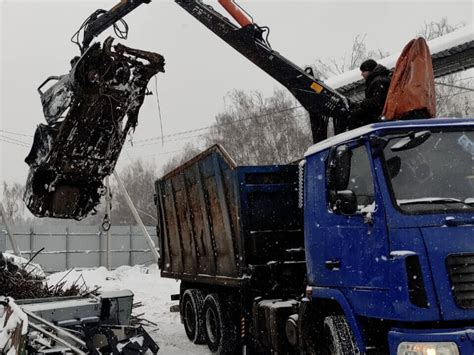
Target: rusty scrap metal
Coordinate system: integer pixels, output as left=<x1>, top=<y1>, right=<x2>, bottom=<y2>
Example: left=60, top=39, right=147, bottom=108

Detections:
left=24, top=37, right=165, bottom=220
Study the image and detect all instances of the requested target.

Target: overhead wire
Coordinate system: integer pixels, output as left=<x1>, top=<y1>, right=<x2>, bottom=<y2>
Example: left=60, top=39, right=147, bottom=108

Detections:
left=132, top=104, right=304, bottom=145
left=0, top=137, right=29, bottom=149
left=129, top=111, right=309, bottom=148
left=0, top=135, right=30, bottom=147
left=438, top=90, right=474, bottom=99
left=0, top=130, right=34, bottom=138
left=153, top=76, right=165, bottom=146
left=455, top=76, right=474, bottom=82
left=435, top=82, right=474, bottom=92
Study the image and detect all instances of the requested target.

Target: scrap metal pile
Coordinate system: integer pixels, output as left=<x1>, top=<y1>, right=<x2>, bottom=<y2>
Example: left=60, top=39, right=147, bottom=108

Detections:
left=24, top=37, right=165, bottom=220
left=0, top=253, right=159, bottom=354
left=0, top=251, right=93, bottom=301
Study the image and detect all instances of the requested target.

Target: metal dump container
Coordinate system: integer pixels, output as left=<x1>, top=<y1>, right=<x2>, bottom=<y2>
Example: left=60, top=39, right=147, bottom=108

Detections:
left=155, top=145, right=304, bottom=288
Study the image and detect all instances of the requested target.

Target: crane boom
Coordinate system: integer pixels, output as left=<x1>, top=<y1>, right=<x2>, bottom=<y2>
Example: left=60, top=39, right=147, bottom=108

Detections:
left=81, top=0, right=350, bottom=142
left=175, top=0, right=350, bottom=142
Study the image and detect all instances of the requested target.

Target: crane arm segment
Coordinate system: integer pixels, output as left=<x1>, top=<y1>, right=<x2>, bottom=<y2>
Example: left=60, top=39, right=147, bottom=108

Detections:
left=175, top=0, right=350, bottom=142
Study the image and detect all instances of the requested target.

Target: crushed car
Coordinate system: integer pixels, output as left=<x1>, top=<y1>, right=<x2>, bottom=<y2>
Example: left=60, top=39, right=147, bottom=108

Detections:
left=24, top=37, right=165, bottom=220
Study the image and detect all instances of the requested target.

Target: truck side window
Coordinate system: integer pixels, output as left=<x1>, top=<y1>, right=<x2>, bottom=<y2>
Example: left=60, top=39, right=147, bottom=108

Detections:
left=348, top=145, right=375, bottom=208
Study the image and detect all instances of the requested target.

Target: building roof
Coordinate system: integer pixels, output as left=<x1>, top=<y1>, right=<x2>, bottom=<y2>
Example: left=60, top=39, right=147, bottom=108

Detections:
left=324, top=27, right=474, bottom=103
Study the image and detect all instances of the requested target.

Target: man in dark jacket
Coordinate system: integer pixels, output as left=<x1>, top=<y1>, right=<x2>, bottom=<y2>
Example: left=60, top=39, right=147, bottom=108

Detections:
left=349, top=59, right=391, bottom=129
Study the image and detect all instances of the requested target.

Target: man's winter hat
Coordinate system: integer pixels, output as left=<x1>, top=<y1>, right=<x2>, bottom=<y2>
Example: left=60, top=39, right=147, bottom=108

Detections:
left=360, top=59, right=377, bottom=72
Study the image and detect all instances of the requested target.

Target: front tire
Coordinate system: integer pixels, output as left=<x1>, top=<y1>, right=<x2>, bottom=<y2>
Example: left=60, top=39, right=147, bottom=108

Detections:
left=202, top=293, right=238, bottom=354
left=181, top=289, right=205, bottom=344
left=321, top=315, right=359, bottom=355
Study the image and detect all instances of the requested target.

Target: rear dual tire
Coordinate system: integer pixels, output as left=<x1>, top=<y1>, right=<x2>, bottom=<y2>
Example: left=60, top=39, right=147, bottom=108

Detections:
left=202, top=293, right=239, bottom=355
left=181, top=289, right=205, bottom=344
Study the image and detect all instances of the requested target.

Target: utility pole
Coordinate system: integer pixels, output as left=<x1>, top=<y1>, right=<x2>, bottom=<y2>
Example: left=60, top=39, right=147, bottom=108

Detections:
left=113, top=171, right=159, bottom=264
left=0, top=203, right=22, bottom=257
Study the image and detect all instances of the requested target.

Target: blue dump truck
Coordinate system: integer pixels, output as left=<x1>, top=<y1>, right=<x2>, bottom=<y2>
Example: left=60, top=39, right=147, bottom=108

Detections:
left=155, top=118, right=474, bottom=354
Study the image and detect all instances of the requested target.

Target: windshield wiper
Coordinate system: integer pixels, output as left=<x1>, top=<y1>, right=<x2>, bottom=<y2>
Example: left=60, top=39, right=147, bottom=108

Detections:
left=398, top=197, right=474, bottom=208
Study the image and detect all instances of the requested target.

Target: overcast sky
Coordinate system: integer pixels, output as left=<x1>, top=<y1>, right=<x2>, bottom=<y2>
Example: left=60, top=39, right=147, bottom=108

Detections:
left=1, top=0, right=473, bottom=187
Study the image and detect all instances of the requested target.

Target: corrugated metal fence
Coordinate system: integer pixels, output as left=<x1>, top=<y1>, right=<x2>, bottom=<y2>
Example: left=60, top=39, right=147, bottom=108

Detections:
left=0, top=224, right=158, bottom=273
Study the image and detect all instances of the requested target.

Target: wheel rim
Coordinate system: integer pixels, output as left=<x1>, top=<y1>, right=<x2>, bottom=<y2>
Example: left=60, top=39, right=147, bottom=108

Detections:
left=184, top=300, right=196, bottom=334
left=205, top=306, right=218, bottom=344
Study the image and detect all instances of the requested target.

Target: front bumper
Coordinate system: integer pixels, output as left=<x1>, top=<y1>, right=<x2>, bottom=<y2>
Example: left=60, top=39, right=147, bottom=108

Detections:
left=389, top=328, right=474, bottom=354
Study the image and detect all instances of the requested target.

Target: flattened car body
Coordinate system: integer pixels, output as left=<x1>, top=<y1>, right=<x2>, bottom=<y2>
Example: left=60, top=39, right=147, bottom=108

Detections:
left=24, top=38, right=165, bottom=219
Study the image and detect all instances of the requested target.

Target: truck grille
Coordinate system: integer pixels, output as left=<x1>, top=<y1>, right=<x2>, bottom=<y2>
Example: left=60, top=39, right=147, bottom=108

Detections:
left=446, top=254, right=474, bottom=309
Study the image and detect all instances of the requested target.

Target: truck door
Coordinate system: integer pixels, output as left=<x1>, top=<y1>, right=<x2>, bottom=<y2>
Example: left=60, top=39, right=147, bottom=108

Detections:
left=308, top=142, right=390, bottom=290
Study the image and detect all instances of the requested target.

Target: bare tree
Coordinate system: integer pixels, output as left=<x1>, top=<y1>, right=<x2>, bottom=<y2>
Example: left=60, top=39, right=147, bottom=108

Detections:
left=418, top=17, right=464, bottom=41
left=310, top=34, right=389, bottom=80
left=108, top=160, right=159, bottom=225
left=204, top=89, right=311, bottom=165
left=417, top=18, right=472, bottom=117
left=161, top=143, right=202, bottom=175
left=1, top=182, right=26, bottom=223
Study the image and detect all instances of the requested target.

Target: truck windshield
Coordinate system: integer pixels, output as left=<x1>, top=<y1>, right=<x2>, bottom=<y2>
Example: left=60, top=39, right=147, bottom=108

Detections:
left=382, top=129, right=474, bottom=213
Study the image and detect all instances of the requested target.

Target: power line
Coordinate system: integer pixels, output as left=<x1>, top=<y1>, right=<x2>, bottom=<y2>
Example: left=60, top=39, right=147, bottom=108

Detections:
left=132, top=105, right=304, bottom=144
left=438, top=90, right=474, bottom=99
left=129, top=111, right=310, bottom=148
left=435, top=82, right=474, bottom=92
left=0, top=135, right=31, bottom=147
left=454, top=76, right=474, bottom=82
left=0, top=137, right=29, bottom=149
left=153, top=76, right=165, bottom=147
left=0, top=129, right=34, bottom=139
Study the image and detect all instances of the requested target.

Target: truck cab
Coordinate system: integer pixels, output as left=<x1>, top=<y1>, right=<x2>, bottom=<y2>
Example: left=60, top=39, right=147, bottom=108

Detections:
left=303, top=118, right=474, bottom=354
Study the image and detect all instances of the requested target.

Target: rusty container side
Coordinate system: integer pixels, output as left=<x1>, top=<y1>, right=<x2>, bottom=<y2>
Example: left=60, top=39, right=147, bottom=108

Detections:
left=155, top=145, right=242, bottom=284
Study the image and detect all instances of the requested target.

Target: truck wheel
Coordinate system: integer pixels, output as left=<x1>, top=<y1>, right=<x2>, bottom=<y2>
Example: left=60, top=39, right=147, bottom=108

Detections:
left=202, top=293, right=238, bottom=354
left=181, top=289, right=205, bottom=344
left=321, top=315, right=359, bottom=355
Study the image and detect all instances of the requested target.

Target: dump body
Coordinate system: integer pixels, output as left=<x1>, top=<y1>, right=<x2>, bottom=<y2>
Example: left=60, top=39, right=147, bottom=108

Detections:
left=155, top=145, right=304, bottom=291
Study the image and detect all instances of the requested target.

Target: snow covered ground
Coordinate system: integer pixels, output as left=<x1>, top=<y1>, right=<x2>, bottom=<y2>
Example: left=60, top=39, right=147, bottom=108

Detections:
left=48, top=265, right=211, bottom=354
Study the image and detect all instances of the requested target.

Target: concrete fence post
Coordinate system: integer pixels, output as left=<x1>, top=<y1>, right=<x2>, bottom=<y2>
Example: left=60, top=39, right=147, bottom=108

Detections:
left=129, top=225, right=133, bottom=266
left=65, top=227, right=70, bottom=269
left=29, top=227, right=35, bottom=260
left=98, top=228, right=103, bottom=267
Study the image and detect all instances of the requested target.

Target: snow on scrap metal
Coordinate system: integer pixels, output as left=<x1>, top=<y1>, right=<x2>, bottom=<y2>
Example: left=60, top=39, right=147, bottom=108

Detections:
left=24, top=37, right=165, bottom=220
left=0, top=297, right=28, bottom=355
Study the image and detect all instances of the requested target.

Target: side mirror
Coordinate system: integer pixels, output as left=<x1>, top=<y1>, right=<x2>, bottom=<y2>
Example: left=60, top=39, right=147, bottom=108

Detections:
left=327, top=145, right=352, bottom=191
left=335, top=190, right=358, bottom=215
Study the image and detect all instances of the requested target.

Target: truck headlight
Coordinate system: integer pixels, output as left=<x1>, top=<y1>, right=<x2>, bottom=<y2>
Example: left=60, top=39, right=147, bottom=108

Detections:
left=397, top=342, right=459, bottom=355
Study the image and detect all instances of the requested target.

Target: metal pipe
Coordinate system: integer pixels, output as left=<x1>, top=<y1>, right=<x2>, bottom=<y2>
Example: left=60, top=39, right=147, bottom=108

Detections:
left=113, top=171, right=160, bottom=264
left=28, top=322, right=87, bottom=355
left=0, top=203, right=22, bottom=257
left=24, top=309, right=87, bottom=348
